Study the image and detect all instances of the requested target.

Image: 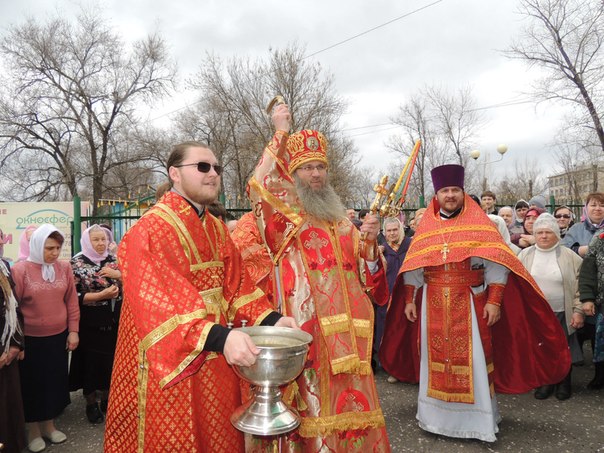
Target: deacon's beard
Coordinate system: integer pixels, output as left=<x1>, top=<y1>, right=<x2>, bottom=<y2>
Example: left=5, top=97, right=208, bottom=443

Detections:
left=294, top=175, right=347, bottom=222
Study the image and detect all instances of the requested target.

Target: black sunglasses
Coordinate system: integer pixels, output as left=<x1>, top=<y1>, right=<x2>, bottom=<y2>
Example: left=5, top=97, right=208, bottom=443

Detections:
left=174, top=162, right=223, bottom=175
left=554, top=214, right=571, bottom=219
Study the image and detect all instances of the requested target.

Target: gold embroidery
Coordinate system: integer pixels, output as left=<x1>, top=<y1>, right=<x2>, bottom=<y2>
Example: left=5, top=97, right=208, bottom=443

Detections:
left=413, top=224, right=499, bottom=243
left=430, top=362, right=445, bottom=372
left=406, top=240, right=512, bottom=263
left=331, top=355, right=364, bottom=375
left=427, top=388, right=475, bottom=404
left=199, top=287, right=225, bottom=319
left=228, top=287, right=264, bottom=321
left=352, top=318, right=372, bottom=338
left=190, top=261, right=224, bottom=272
left=137, top=307, right=210, bottom=451
left=320, top=313, right=348, bottom=325
left=319, top=333, right=331, bottom=416
left=319, top=314, right=350, bottom=336
left=253, top=308, right=274, bottom=326
left=160, top=322, right=215, bottom=388
left=207, top=214, right=225, bottom=245
left=151, top=210, right=191, bottom=262
left=154, top=203, right=204, bottom=264
left=298, top=409, right=386, bottom=437
left=325, top=222, right=362, bottom=364
left=451, top=365, right=471, bottom=374
left=248, top=177, right=304, bottom=263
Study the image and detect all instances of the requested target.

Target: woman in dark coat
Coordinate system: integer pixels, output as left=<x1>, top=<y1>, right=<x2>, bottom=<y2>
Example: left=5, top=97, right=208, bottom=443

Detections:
left=69, top=225, right=121, bottom=423
left=0, top=259, right=25, bottom=452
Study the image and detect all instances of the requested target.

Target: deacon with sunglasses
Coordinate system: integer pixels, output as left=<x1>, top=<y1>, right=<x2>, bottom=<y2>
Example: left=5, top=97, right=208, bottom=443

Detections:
left=173, top=161, right=223, bottom=175
left=104, top=140, right=297, bottom=452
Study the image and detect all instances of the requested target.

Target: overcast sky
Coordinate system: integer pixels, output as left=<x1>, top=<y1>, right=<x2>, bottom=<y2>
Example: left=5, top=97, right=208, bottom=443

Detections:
left=0, top=0, right=569, bottom=187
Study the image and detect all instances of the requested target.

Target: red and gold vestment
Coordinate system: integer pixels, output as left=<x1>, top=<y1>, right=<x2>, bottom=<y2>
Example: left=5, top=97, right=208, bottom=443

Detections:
left=231, top=211, right=276, bottom=308
left=245, top=131, right=390, bottom=452
left=380, top=195, right=571, bottom=396
left=104, top=192, right=274, bottom=453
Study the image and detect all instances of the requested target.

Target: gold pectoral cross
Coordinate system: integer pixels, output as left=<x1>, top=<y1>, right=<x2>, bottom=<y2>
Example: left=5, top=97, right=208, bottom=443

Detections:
left=441, top=243, right=449, bottom=262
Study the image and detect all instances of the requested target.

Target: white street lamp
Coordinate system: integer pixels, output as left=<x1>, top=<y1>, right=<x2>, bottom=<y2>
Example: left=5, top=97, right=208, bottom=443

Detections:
left=469, top=144, right=508, bottom=190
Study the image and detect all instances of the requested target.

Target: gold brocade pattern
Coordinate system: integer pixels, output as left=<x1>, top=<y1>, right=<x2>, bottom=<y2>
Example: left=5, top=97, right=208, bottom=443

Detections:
left=396, top=197, right=514, bottom=404
left=154, top=203, right=206, bottom=262
left=191, top=260, right=224, bottom=272
left=248, top=177, right=304, bottom=263
left=244, top=132, right=390, bottom=452
left=425, top=260, right=477, bottom=403
left=295, top=220, right=371, bottom=375
left=400, top=195, right=545, bottom=298
left=228, top=287, right=264, bottom=321
left=105, top=192, right=274, bottom=453
left=299, top=409, right=386, bottom=437
left=286, top=130, right=329, bottom=174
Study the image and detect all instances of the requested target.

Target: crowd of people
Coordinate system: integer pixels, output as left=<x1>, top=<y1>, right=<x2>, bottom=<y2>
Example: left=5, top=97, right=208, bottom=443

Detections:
left=1, top=102, right=603, bottom=452
left=1, top=224, right=122, bottom=452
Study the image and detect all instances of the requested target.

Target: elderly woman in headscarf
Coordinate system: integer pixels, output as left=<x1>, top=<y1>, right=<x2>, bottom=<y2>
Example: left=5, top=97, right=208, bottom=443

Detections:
left=0, top=258, right=26, bottom=452
left=515, top=206, right=545, bottom=249
left=562, top=192, right=604, bottom=386
left=518, top=213, right=584, bottom=400
left=552, top=205, right=575, bottom=239
left=11, top=225, right=79, bottom=453
left=488, top=214, right=521, bottom=255
left=562, top=192, right=604, bottom=257
left=69, top=225, right=121, bottom=424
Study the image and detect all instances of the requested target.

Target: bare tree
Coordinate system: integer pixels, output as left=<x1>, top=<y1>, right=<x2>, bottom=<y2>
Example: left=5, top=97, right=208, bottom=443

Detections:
left=388, top=95, right=445, bottom=204
left=0, top=11, right=176, bottom=214
left=180, top=43, right=354, bottom=207
left=506, top=0, right=604, bottom=153
left=388, top=86, right=484, bottom=202
left=496, top=159, right=548, bottom=205
left=426, top=85, right=486, bottom=166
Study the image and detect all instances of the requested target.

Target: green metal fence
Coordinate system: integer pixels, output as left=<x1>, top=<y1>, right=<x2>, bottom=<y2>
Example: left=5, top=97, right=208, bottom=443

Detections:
left=70, top=192, right=589, bottom=254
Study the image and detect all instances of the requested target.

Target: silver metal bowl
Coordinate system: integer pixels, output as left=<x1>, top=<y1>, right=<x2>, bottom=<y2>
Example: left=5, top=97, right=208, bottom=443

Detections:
left=232, top=326, right=312, bottom=386
left=230, top=326, right=312, bottom=436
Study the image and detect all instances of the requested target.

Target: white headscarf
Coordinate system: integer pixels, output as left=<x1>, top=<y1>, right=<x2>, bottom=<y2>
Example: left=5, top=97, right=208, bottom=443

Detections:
left=27, top=224, right=64, bottom=282
left=488, top=214, right=521, bottom=255
left=80, top=225, right=110, bottom=265
left=533, top=213, right=561, bottom=239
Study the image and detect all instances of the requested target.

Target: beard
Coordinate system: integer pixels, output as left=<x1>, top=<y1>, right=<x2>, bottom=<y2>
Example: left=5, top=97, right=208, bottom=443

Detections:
left=294, top=174, right=347, bottom=222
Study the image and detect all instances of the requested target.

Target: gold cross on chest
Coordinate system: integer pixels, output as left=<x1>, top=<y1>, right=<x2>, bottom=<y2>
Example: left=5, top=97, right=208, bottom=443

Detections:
left=441, top=243, right=449, bottom=262
left=304, top=230, right=329, bottom=264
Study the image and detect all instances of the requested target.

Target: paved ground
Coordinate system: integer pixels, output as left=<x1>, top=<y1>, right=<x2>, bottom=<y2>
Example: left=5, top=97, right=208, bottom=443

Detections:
left=38, top=352, right=604, bottom=452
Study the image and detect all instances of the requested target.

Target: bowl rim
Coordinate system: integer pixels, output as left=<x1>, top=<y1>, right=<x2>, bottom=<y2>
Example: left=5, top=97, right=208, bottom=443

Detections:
left=233, top=326, right=313, bottom=349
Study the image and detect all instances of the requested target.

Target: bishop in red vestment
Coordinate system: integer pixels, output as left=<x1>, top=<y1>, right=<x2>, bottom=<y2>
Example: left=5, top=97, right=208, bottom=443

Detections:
left=244, top=104, right=390, bottom=452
